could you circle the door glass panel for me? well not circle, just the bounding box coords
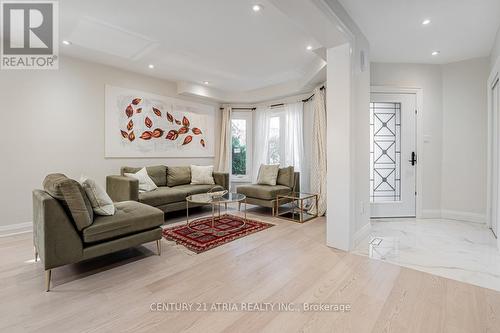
[370,102,401,202]
[231,119,247,176]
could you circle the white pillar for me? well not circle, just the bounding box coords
[326,43,353,251]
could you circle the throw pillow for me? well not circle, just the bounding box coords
[43,173,94,231]
[125,167,158,192]
[277,166,295,188]
[167,166,192,187]
[190,165,215,185]
[80,176,115,216]
[256,164,280,186]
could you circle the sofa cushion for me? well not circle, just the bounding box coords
[139,187,186,207]
[237,184,291,200]
[82,201,163,243]
[174,184,224,196]
[277,166,295,188]
[167,166,191,186]
[43,173,94,231]
[256,164,280,186]
[121,165,167,187]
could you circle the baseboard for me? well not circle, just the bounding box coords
[0,222,32,237]
[352,222,371,249]
[440,210,486,224]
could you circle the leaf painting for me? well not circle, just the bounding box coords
[192,127,202,135]
[125,105,134,118]
[152,107,162,117]
[128,131,135,142]
[178,126,189,134]
[166,130,179,140]
[131,98,142,105]
[182,116,190,127]
[136,107,142,114]
[145,117,153,128]
[140,131,153,140]
[175,119,181,125]
[167,112,174,123]
[182,135,193,145]
[152,128,164,138]
[120,130,128,139]
[127,119,133,131]
[200,139,205,147]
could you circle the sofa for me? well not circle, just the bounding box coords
[33,174,164,291]
[106,165,229,213]
[236,167,300,215]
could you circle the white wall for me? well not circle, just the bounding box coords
[491,26,500,70]
[371,63,443,216]
[441,58,490,222]
[0,56,220,228]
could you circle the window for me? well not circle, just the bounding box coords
[231,111,252,181]
[267,111,286,164]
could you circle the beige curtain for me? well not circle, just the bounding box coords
[309,87,327,216]
[217,106,232,172]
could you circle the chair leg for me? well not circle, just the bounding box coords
[156,240,161,256]
[34,247,38,262]
[45,270,51,292]
[238,202,241,211]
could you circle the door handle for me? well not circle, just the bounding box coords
[409,152,417,166]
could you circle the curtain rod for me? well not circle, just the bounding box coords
[219,107,256,110]
[302,85,325,103]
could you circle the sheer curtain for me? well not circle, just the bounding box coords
[217,106,232,172]
[252,106,270,182]
[283,102,304,189]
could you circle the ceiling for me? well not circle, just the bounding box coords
[339,0,500,64]
[59,0,328,96]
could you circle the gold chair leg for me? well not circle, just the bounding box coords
[156,240,161,256]
[45,270,51,292]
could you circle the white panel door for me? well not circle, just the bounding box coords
[370,93,417,217]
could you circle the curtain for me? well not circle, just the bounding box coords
[309,87,327,216]
[252,106,270,182]
[283,102,304,190]
[302,99,314,193]
[217,106,232,172]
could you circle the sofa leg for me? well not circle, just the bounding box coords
[156,240,161,256]
[45,270,51,292]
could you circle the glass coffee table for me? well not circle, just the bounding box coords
[276,192,319,223]
[186,192,247,234]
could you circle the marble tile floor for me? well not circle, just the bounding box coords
[352,218,500,291]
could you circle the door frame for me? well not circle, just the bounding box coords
[370,86,424,218]
[487,57,500,243]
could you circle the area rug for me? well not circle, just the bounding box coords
[162,214,274,253]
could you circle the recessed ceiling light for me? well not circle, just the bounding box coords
[148,64,155,69]
[62,40,71,45]
[203,81,209,85]
[306,45,313,51]
[422,19,431,25]
[252,4,262,12]
[431,51,440,56]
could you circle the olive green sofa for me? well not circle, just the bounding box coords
[106,166,229,213]
[236,167,300,215]
[33,174,164,292]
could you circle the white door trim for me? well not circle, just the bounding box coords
[370,86,424,218]
[487,57,500,245]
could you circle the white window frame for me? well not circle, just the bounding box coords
[230,111,253,182]
[268,108,286,165]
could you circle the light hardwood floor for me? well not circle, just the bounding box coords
[1,207,500,333]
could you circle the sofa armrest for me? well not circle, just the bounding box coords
[33,190,83,270]
[106,175,139,202]
[293,172,300,193]
[213,172,229,190]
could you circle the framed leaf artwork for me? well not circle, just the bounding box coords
[105,85,215,158]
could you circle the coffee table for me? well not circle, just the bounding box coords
[186,192,247,234]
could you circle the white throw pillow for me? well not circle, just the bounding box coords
[190,165,215,185]
[125,167,158,192]
[80,176,115,216]
[256,164,280,186]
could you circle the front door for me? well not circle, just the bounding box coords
[370,92,417,217]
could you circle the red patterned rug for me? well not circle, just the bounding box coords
[162,214,274,253]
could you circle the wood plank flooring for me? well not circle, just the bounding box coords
[0,207,499,333]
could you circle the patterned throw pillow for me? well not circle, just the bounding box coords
[256,164,280,186]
